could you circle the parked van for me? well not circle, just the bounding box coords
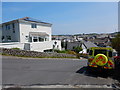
[87,47,115,69]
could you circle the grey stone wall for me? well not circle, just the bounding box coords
[0,48,76,58]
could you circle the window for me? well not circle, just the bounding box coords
[113,52,118,57]
[33,37,38,42]
[12,23,15,29]
[108,51,112,57]
[6,24,10,30]
[2,25,3,29]
[94,49,107,56]
[31,24,37,28]
[89,50,93,55]
[45,38,49,41]
[6,36,11,41]
[87,49,89,53]
[38,37,44,42]
[2,36,5,41]
[12,23,15,33]
[45,36,49,41]
[13,30,15,33]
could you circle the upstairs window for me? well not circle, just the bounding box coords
[12,23,15,33]
[6,24,10,30]
[31,24,37,28]
[12,23,15,29]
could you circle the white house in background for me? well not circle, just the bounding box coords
[0,17,61,52]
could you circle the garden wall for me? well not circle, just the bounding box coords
[0,48,76,58]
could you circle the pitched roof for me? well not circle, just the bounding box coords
[2,17,52,25]
[89,38,109,43]
[83,41,98,49]
[19,17,51,25]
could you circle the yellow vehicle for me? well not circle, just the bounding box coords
[87,47,115,70]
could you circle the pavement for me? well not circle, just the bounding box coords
[1,55,120,89]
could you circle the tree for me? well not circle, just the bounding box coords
[73,46,83,53]
[111,33,120,56]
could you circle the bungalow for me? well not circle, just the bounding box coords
[0,17,61,52]
[67,40,98,53]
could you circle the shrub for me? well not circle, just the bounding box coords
[76,53,81,58]
[73,46,83,53]
[111,33,120,56]
[11,48,20,50]
[54,49,68,53]
[67,51,76,55]
[54,49,77,55]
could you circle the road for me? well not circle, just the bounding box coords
[2,55,118,88]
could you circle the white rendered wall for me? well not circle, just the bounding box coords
[0,42,24,50]
[25,41,53,52]
[81,44,87,53]
[1,22,20,42]
[19,22,52,43]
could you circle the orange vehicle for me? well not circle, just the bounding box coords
[87,47,115,70]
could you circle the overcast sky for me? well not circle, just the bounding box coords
[2,2,118,35]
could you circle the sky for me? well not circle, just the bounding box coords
[2,2,118,35]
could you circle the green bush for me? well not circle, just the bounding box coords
[54,49,77,56]
[111,33,120,55]
[67,51,76,55]
[55,50,68,53]
[11,48,20,50]
[73,46,83,53]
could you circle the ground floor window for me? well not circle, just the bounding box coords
[38,37,44,42]
[33,37,38,42]
[30,36,49,42]
[45,36,49,41]
[6,36,11,41]
[2,36,5,41]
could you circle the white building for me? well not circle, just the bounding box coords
[0,17,61,52]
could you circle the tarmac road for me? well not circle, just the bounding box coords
[2,55,118,88]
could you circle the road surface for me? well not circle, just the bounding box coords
[2,55,119,88]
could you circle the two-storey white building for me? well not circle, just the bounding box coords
[0,17,61,52]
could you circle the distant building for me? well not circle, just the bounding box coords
[89,37,111,47]
[0,17,61,52]
[67,40,98,53]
